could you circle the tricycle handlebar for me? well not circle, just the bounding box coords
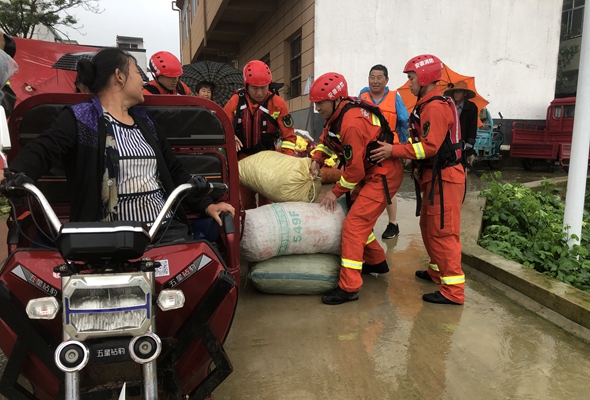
[2,173,227,241]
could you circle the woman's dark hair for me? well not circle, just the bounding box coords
[76,48,134,94]
[370,64,388,79]
[195,81,215,94]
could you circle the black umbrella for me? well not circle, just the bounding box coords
[181,61,243,107]
[52,52,150,82]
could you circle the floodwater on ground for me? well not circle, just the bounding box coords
[216,166,588,400]
[0,166,578,400]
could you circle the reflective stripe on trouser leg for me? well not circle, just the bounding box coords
[363,236,386,265]
[425,261,441,284]
[339,186,388,292]
[440,275,465,285]
[421,178,465,304]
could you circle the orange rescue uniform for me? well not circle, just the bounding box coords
[224,91,297,210]
[312,99,403,292]
[390,88,466,304]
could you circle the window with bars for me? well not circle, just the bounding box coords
[562,0,585,39]
[289,33,302,99]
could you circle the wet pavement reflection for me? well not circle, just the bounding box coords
[216,167,590,400]
[0,167,581,400]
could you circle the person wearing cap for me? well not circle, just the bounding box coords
[0,29,17,117]
[444,81,478,166]
[143,51,192,95]
[371,54,466,306]
[309,72,403,305]
[358,64,409,240]
[223,60,297,210]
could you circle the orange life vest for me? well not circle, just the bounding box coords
[359,90,399,143]
[232,89,280,154]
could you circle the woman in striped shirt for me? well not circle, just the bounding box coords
[6,48,234,242]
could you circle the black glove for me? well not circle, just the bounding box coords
[6,172,33,188]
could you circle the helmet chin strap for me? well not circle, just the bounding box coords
[417,85,427,100]
[327,98,341,120]
[154,76,174,94]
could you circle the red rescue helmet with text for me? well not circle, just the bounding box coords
[149,51,183,77]
[403,54,443,86]
[309,72,348,102]
[243,60,272,86]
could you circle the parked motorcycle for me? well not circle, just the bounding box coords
[474,110,504,169]
[0,95,241,400]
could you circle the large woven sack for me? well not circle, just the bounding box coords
[241,201,347,262]
[239,151,322,203]
[248,254,340,295]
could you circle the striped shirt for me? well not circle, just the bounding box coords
[104,113,170,224]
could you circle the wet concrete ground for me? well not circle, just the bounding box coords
[3,166,587,400]
[214,166,590,400]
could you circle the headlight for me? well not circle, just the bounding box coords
[157,289,185,311]
[26,297,60,319]
[62,273,153,340]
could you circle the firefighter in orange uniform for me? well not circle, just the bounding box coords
[224,60,297,210]
[371,54,466,305]
[359,64,410,240]
[143,51,192,95]
[309,72,404,305]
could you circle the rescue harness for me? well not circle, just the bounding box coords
[233,88,281,154]
[410,95,463,229]
[325,98,395,207]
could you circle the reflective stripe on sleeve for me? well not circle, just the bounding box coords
[281,141,296,150]
[310,144,335,157]
[413,142,426,159]
[339,176,358,190]
[440,275,465,285]
[342,258,363,270]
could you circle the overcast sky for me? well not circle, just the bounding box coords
[60,0,181,59]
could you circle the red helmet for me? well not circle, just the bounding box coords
[403,54,443,86]
[149,51,183,78]
[243,60,272,86]
[309,72,348,102]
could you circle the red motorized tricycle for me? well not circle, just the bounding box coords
[509,97,582,171]
[0,94,241,399]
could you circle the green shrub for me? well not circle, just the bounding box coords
[478,172,590,293]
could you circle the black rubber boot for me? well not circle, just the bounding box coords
[362,260,389,275]
[322,287,359,305]
[422,291,462,305]
[415,270,434,282]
